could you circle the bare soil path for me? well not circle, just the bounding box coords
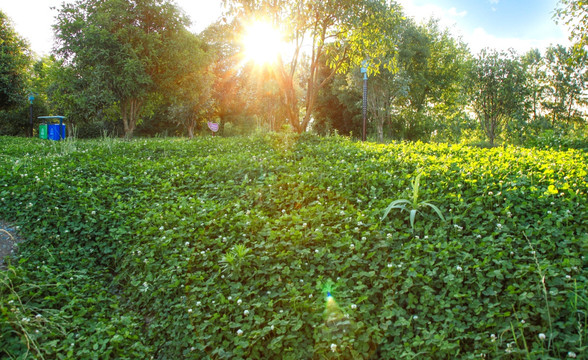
[0,220,23,270]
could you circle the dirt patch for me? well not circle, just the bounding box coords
[0,220,24,270]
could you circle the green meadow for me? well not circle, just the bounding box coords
[1,134,586,359]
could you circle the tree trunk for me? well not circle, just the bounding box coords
[187,123,194,139]
[121,97,142,138]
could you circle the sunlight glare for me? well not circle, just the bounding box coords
[242,21,284,65]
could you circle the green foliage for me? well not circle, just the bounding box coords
[0,134,587,359]
[555,0,588,52]
[224,0,403,133]
[468,49,528,145]
[0,11,30,111]
[53,0,195,137]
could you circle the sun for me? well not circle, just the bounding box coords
[242,21,284,65]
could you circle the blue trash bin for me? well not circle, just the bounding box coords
[48,124,66,141]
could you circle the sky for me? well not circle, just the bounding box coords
[397,0,570,53]
[1,0,570,57]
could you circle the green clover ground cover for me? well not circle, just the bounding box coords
[0,134,586,359]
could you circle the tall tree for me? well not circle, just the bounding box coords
[542,45,587,127]
[468,49,527,145]
[165,31,214,139]
[54,0,189,137]
[0,11,30,111]
[223,0,402,133]
[202,22,257,135]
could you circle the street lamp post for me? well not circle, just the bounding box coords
[28,92,35,138]
[360,62,368,142]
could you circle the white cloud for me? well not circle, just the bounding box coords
[396,0,570,55]
[397,0,467,31]
[465,27,570,55]
[447,7,468,18]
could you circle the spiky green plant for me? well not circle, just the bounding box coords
[381,171,445,230]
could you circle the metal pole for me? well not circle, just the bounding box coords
[29,102,33,137]
[28,93,34,137]
[362,72,367,142]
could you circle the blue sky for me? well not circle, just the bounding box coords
[1,0,569,57]
[397,0,570,53]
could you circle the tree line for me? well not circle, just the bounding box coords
[1,0,586,145]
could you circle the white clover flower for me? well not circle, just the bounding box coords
[237,299,242,305]
[228,296,232,301]
[490,334,496,342]
[196,301,202,306]
[387,263,393,268]
[315,249,319,254]
[496,223,502,229]
[566,275,571,280]
[309,294,313,298]
[538,333,546,341]
[330,343,337,352]
[185,241,190,246]
[350,244,355,250]
[188,308,192,313]
[237,329,243,336]
[456,265,463,271]
[271,325,274,330]
[351,304,357,310]
[243,310,249,316]
[387,233,392,238]
[568,352,577,358]
[361,237,366,241]
[159,226,164,231]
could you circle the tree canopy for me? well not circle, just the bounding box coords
[223,0,403,133]
[0,11,30,111]
[53,0,196,137]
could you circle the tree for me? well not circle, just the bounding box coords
[555,0,588,52]
[223,0,402,133]
[54,0,189,137]
[165,31,214,139]
[542,45,587,128]
[468,49,527,145]
[360,19,470,142]
[0,11,30,111]
[202,22,258,135]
